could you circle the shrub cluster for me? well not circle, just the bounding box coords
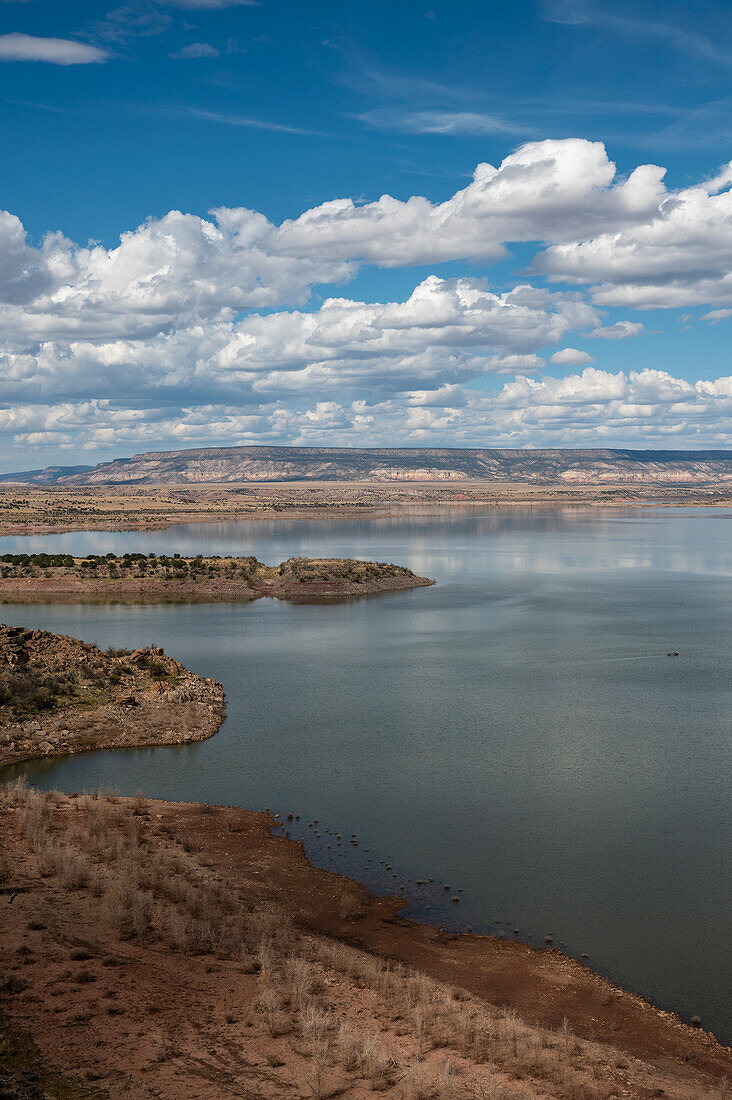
[0,667,78,718]
[0,552,75,567]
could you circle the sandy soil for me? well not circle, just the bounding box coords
[1,788,729,1100]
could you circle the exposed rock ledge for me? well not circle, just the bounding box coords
[0,623,225,769]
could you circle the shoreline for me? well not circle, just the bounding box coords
[2,619,729,1094]
[2,699,729,1066]
[0,483,731,541]
[1,784,729,1100]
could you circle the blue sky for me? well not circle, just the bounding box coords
[0,0,731,465]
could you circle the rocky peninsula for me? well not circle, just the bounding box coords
[0,552,434,604]
[0,624,225,769]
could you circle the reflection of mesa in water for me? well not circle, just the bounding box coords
[1,506,730,1045]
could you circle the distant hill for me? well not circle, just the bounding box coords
[0,464,94,485]
[2,446,732,486]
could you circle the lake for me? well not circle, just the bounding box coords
[1,506,730,1041]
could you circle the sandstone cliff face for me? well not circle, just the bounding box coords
[2,446,732,486]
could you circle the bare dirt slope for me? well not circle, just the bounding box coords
[1,785,729,1100]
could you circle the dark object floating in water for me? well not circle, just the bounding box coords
[667,652,679,657]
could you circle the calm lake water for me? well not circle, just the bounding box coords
[2,507,731,1041]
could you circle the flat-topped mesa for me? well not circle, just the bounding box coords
[3,444,732,485]
[0,623,226,769]
[0,552,434,604]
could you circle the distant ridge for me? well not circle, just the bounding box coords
[2,446,732,486]
[0,464,94,485]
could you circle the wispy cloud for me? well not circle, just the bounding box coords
[0,33,109,64]
[186,107,323,135]
[544,0,732,67]
[336,50,530,140]
[588,321,644,340]
[357,108,532,137]
[335,46,474,106]
[338,44,697,150]
[170,42,219,58]
[89,0,256,47]
[90,2,172,46]
[168,0,258,6]
[701,308,732,323]
[637,97,732,151]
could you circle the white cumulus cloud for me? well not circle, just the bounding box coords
[0,138,719,352]
[4,367,731,463]
[550,348,595,365]
[0,277,599,405]
[1,138,731,465]
[532,162,732,307]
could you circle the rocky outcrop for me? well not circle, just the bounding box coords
[0,625,225,769]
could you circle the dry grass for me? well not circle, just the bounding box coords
[0,777,726,1100]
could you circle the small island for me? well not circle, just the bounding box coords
[0,551,434,604]
[0,623,226,769]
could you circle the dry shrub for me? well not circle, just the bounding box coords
[300,1003,332,1047]
[285,956,317,1010]
[31,835,90,888]
[336,1022,362,1072]
[0,776,30,807]
[361,1034,394,1091]
[249,904,291,950]
[19,788,52,845]
[54,843,91,889]
[105,879,144,939]
[258,984,289,1038]
[310,1033,331,1100]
